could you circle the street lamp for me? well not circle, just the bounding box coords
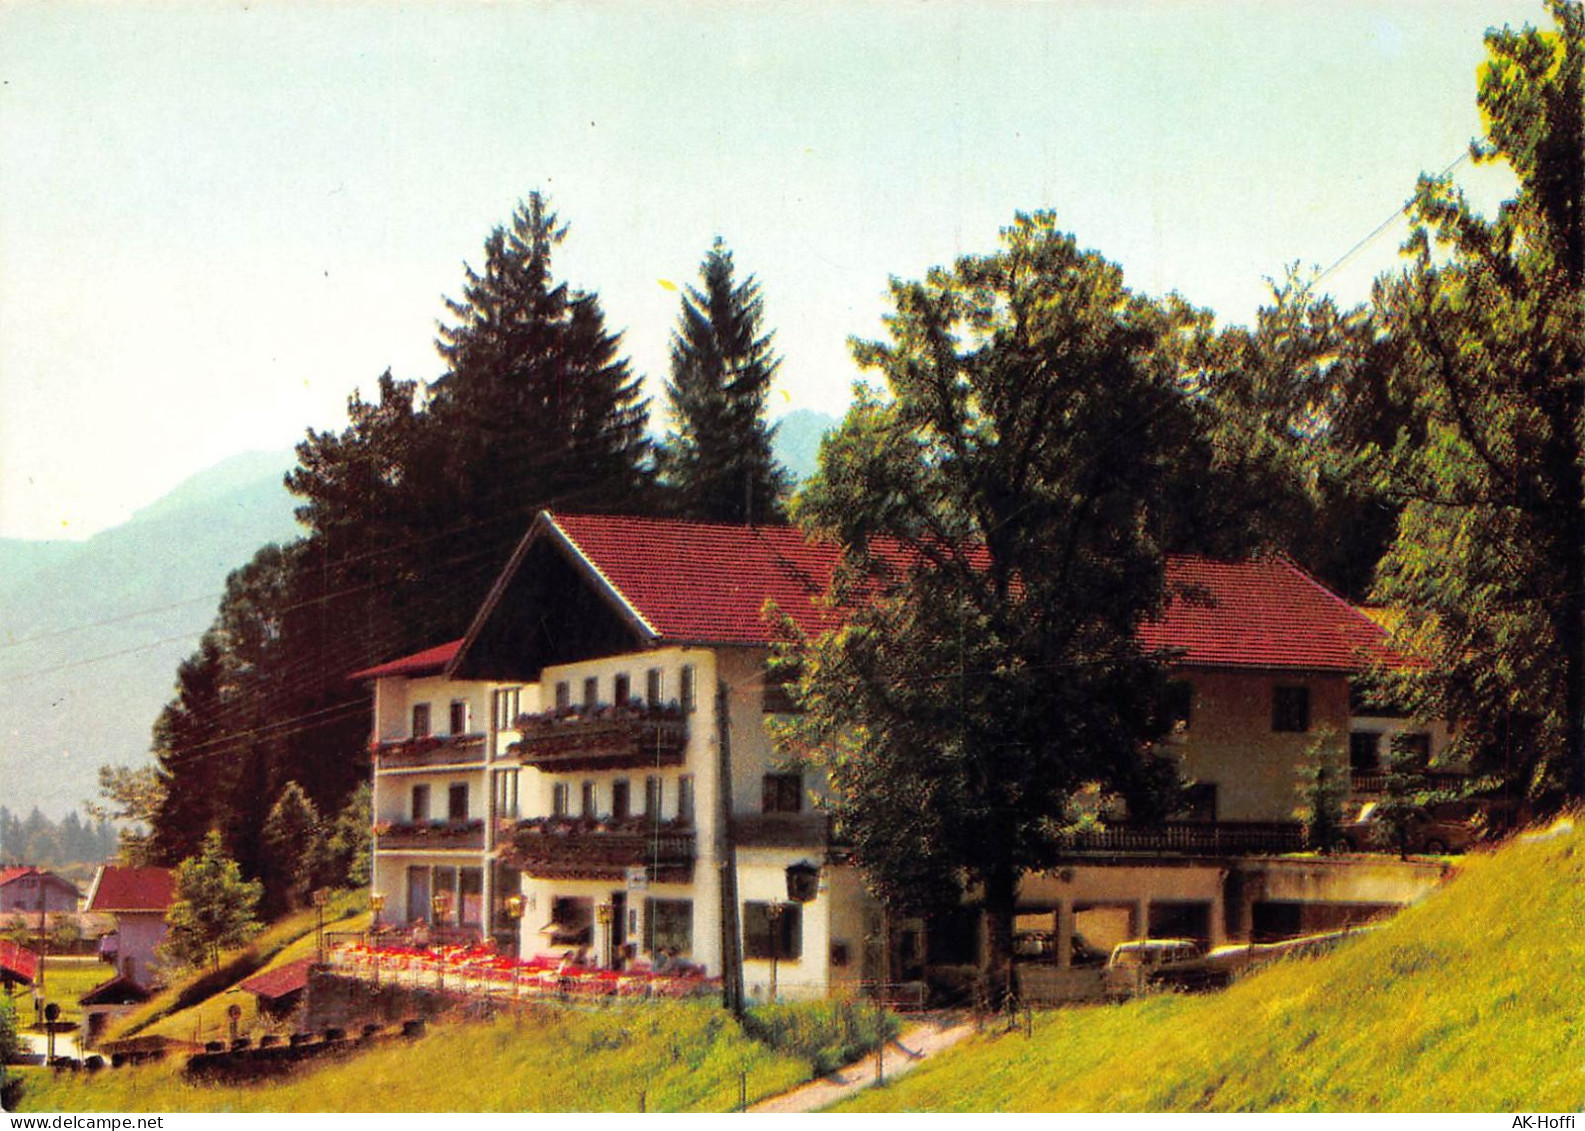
[763,903,786,1003]
[369,891,386,940]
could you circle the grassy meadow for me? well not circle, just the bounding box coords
[14,1002,814,1113]
[835,815,1585,1112]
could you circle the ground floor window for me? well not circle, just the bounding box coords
[743,901,802,960]
[460,867,483,928]
[548,896,593,947]
[645,898,693,956]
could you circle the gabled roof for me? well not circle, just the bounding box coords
[79,972,152,1006]
[0,867,81,896]
[0,939,39,983]
[388,511,1398,682]
[350,639,464,682]
[239,957,313,1002]
[1139,555,1399,673]
[86,866,175,914]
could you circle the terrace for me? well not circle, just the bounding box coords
[372,734,487,769]
[327,942,715,1000]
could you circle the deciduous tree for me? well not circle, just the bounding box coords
[1368,0,1585,803]
[161,830,262,972]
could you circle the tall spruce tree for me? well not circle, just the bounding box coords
[1368,0,1585,804]
[660,239,791,523]
[431,192,652,530]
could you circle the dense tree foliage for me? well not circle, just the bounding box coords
[261,781,326,914]
[0,806,118,868]
[778,214,1221,1003]
[660,239,792,523]
[1367,0,1585,803]
[159,830,262,972]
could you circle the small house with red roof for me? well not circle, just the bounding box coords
[85,866,175,989]
[354,511,1453,1002]
[0,867,81,915]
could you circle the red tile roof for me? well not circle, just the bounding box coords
[86,866,175,914]
[239,957,313,1001]
[350,639,464,681]
[547,512,844,645]
[389,512,1397,680]
[0,867,80,895]
[0,939,40,982]
[1139,555,1399,672]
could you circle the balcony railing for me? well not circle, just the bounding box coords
[503,817,695,882]
[508,705,688,772]
[375,819,485,852]
[1349,770,1469,796]
[1052,821,1307,856]
[373,734,487,770]
[732,812,832,849]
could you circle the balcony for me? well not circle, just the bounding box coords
[375,819,485,852]
[732,812,832,849]
[1349,769,1469,796]
[1051,821,1307,857]
[373,734,487,770]
[503,816,695,883]
[508,705,688,772]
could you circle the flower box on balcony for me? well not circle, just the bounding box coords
[373,733,487,769]
[508,704,688,772]
[376,819,486,850]
[504,815,695,882]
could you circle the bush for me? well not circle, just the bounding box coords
[741,999,898,1079]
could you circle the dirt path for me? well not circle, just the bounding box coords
[747,1015,976,1113]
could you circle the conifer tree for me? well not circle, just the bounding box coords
[660,239,791,523]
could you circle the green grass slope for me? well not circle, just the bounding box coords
[839,816,1584,1112]
[16,1004,812,1113]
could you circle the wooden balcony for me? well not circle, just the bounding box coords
[373,734,486,770]
[508,706,688,772]
[375,819,485,852]
[502,817,695,882]
[732,812,832,849]
[1349,770,1469,796]
[1051,821,1307,857]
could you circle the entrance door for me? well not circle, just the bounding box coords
[406,867,430,924]
[608,891,627,968]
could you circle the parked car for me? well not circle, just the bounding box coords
[1103,938,1204,997]
[1341,800,1482,854]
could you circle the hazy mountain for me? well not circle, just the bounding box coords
[0,451,302,818]
[772,408,837,482]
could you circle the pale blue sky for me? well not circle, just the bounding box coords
[0,1,1541,541]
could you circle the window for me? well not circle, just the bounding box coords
[680,665,696,713]
[1349,732,1382,772]
[552,782,570,818]
[614,673,631,705]
[432,866,456,924]
[583,677,599,709]
[645,898,693,955]
[492,687,521,730]
[612,779,631,820]
[581,780,596,819]
[411,703,432,738]
[743,902,802,960]
[646,668,663,705]
[449,700,469,735]
[492,769,519,820]
[1272,686,1310,733]
[411,783,431,822]
[644,775,662,817]
[1178,783,1218,822]
[448,782,469,822]
[555,681,571,711]
[1164,680,1193,730]
[762,772,803,814]
[1390,731,1431,768]
[677,775,695,824]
